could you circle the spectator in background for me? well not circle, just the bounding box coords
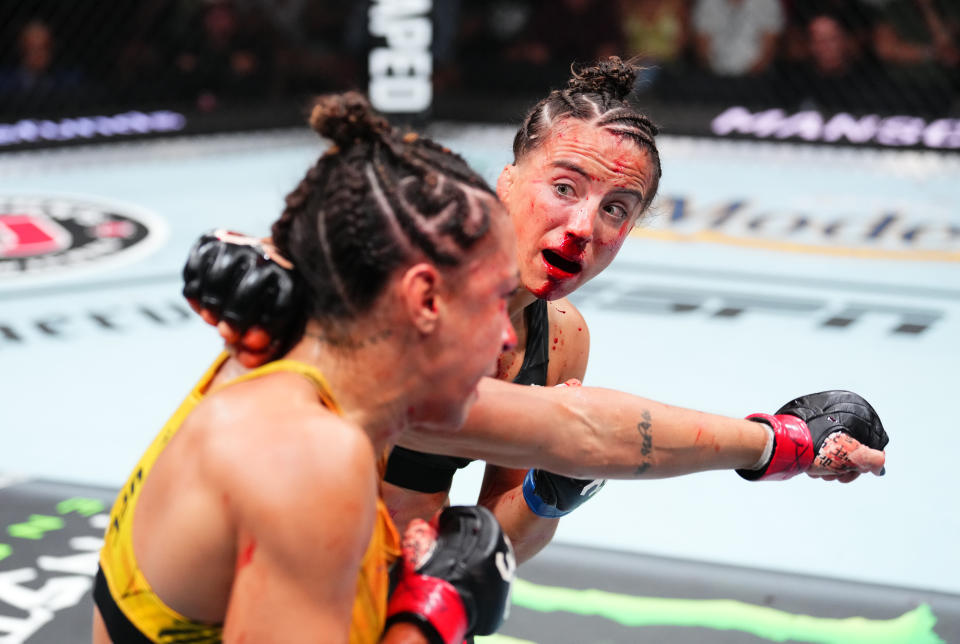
[454,0,537,92]
[0,19,91,117]
[871,0,959,114]
[505,0,624,88]
[618,0,691,96]
[782,0,878,61]
[234,0,361,96]
[692,0,785,77]
[782,11,896,114]
[173,0,273,111]
[685,0,786,107]
[110,0,186,104]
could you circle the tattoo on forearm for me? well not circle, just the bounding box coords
[635,410,654,475]
[305,328,393,350]
[638,410,653,456]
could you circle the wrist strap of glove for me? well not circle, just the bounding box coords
[736,413,815,481]
[386,573,468,644]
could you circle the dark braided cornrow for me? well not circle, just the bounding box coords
[512,56,663,210]
[271,91,496,321]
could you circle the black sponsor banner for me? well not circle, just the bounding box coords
[1,479,958,643]
[0,480,114,644]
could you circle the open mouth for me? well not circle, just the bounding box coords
[542,249,582,275]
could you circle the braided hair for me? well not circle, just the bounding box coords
[271,92,496,321]
[512,57,662,210]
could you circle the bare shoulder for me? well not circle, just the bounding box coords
[548,298,589,338]
[187,372,379,530]
[546,298,590,384]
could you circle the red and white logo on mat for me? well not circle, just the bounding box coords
[0,195,166,278]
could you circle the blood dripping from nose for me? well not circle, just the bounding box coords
[558,235,586,258]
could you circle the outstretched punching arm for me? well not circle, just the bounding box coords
[400,379,887,481]
[182,232,888,482]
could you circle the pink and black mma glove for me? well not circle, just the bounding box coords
[386,506,515,644]
[182,230,306,356]
[737,390,889,481]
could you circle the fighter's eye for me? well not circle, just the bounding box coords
[604,203,628,220]
[555,184,573,197]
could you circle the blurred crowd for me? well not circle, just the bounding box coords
[460,0,960,116]
[1,0,958,121]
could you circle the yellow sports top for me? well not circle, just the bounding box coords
[96,353,400,644]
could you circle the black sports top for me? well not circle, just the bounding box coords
[384,299,550,493]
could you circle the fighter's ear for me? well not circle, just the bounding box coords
[496,164,516,204]
[399,262,441,334]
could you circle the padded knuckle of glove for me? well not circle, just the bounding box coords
[225,262,272,326]
[776,390,888,452]
[182,233,222,302]
[180,231,308,358]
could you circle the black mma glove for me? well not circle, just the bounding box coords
[182,229,306,357]
[386,506,515,644]
[522,469,606,518]
[737,389,888,481]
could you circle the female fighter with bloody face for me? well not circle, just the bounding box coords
[182,59,888,565]
[94,93,517,644]
[382,58,666,557]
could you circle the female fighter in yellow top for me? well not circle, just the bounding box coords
[94,92,517,644]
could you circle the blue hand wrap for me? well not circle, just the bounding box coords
[522,469,570,518]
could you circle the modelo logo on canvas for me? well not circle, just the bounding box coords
[0,195,167,278]
[634,195,960,262]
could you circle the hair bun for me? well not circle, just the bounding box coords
[567,56,636,101]
[308,91,390,145]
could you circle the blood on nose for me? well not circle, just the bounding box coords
[559,233,587,257]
